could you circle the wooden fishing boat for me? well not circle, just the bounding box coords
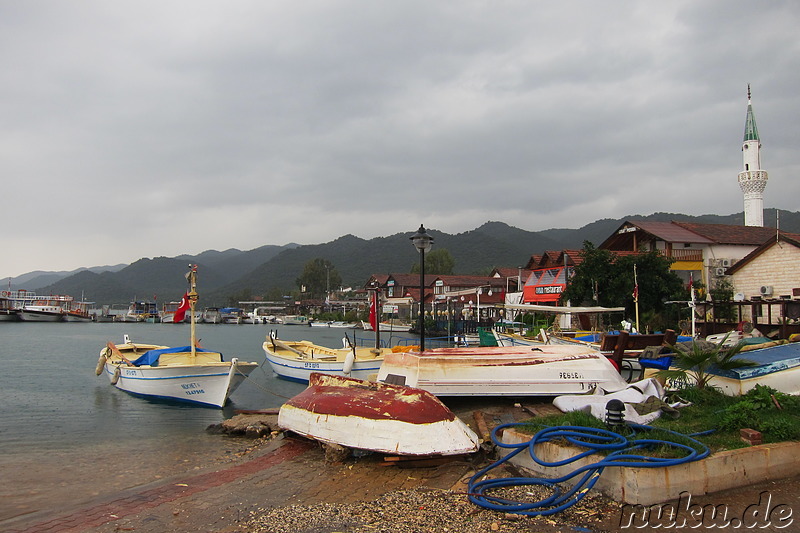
[278,373,480,456]
[262,332,390,383]
[96,266,258,408]
[698,340,800,396]
[376,344,629,397]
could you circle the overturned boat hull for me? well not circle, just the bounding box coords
[279,373,480,456]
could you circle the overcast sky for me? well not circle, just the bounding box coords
[2,1,799,278]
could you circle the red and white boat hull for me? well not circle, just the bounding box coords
[279,373,480,456]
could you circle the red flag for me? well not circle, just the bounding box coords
[173,292,190,323]
[632,284,638,301]
[369,291,378,331]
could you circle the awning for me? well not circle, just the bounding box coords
[503,303,625,314]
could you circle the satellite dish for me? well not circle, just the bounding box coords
[733,293,745,302]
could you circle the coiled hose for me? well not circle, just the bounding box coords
[468,422,711,516]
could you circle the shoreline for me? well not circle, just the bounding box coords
[5,403,800,533]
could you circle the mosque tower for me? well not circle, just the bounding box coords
[737,84,768,227]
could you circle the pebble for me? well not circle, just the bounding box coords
[240,486,617,533]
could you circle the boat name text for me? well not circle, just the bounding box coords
[181,382,205,395]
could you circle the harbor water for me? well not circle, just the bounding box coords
[0,321,419,454]
[0,321,423,524]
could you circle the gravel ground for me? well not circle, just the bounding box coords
[241,484,617,533]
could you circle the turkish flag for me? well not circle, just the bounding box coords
[173,292,190,323]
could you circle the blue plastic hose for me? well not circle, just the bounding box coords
[468,422,710,516]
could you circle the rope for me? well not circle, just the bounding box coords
[242,353,297,400]
[468,422,710,516]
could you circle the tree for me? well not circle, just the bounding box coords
[561,242,617,307]
[295,258,342,299]
[561,242,684,316]
[410,248,455,275]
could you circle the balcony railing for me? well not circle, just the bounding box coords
[663,249,703,261]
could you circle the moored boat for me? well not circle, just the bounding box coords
[220,307,245,324]
[279,372,480,456]
[361,320,413,332]
[282,315,310,326]
[97,266,259,408]
[18,296,72,322]
[0,294,19,321]
[376,344,629,396]
[202,307,222,324]
[63,301,94,322]
[124,301,159,322]
[262,332,391,383]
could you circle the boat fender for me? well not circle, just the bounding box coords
[95,354,107,376]
[343,349,356,375]
[110,366,121,385]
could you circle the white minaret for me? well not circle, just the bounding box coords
[737,84,768,227]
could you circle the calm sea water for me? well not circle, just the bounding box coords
[0,322,416,455]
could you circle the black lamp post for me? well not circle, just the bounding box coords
[410,224,433,351]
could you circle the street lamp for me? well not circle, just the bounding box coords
[410,224,433,351]
[476,286,493,323]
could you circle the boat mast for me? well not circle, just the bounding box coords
[187,264,198,357]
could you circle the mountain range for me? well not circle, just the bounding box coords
[10,209,799,307]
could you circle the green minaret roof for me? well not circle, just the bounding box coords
[743,84,760,142]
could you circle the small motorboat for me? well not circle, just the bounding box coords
[278,373,480,456]
[262,332,391,383]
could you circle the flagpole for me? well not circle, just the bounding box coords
[633,264,640,333]
[188,265,198,357]
[689,273,696,338]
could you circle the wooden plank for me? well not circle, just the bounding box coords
[234,408,280,415]
[520,403,562,417]
[473,411,491,442]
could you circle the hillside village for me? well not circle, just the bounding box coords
[3,90,798,336]
[313,90,799,340]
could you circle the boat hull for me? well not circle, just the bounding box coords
[279,373,480,456]
[262,337,385,383]
[0,310,19,321]
[104,359,257,407]
[376,344,628,396]
[17,309,64,322]
[701,341,800,396]
[63,313,93,322]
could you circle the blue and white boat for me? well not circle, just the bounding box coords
[262,331,389,383]
[96,267,258,408]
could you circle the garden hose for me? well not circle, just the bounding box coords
[468,422,710,516]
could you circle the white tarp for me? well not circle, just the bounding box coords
[552,378,685,425]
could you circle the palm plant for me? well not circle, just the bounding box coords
[657,334,756,389]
